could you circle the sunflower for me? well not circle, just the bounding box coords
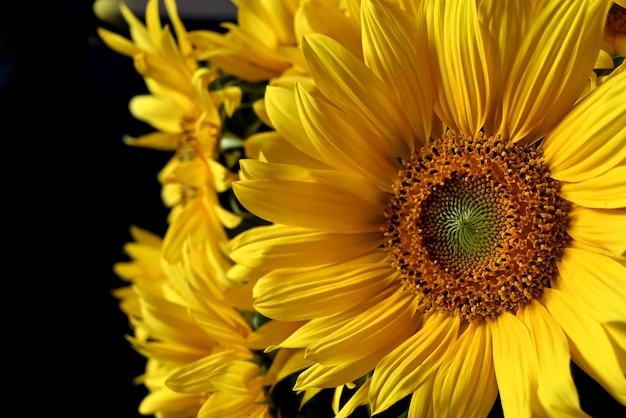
[114,227,312,417]
[99,0,244,262]
[231,0,626,416]
[188,0,361,84]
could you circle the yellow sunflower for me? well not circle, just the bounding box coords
[188,0,361,83]
[115,228,312,417]
[99,0,244,262]
[603,1,626,56]
[231,0,626,416]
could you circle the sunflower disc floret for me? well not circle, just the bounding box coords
[384,132,570,320]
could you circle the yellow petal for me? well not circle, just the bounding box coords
[97,27,141,57]
[244,130,331,170]
[248,320,304,350]
[305,290,420,365]
[294,357,379,390]
[254,252,396,321]
[542,288,626,404]
[140,390,201,416]
[489,311,538,418]
[208,360,261,397]
[361,0,434,143]
[336,380,370,418]
[369,313,460,414]
[603,322,626,374]
[197,390,260,418]
[295,83,399,191]
[166,351,241,393]
[519,301,587,417]
[302,33,411,156]
[501,0,611,143]
[543,71,626,182]
[189,308,251,353]
[433,0,491,137]
[407,379,434,418]
[567,207,626,256]
[164,0,191,56]
[133,285,209,349]
[239,158,385,205]
[230,224,382,269]
[233,178,383,234]
[123,131,180,150]
[559,165,626,209]
[554,247,626,323]
[162,199,230,262]
[476,0,532,132]
[265,85,330,165]
[433,321,498,418]
[129,95,185,133]
[267,348,313,387]
[276,285,399,350]
[119,1,153,51]
[295,0,362,60]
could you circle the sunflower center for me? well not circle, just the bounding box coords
[419,175,503,271]
[383,132,569,320]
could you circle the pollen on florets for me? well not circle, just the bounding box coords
[383,132,569,320]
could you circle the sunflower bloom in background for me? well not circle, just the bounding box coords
[99,0,246,263]
[232,0,626,417]
[187,0,362,84]
[114,226,313,417]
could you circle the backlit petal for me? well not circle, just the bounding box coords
[542,288,626,404]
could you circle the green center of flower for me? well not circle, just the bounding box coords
[419,175,503,271]
[384,132,569,320]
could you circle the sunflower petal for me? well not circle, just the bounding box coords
[433,320,498,418]
[476,0,532,132]
[230,224,382,269]
[542,288,626,404]
[369,313,460,414]
[501,0,610,143]
[559,165,626,209]
[302,33,411,155]
[244,131,331,170]
[265,85,327,165]
[305,290,420,365]
[294,355,380,390]
[295,83,399,191]
[519,301,587,417]
[567,207,626,256]
[129,95,185,133]
[123,131,180,150]
[433,0,491,136]
[254,252,396,321]
[361,0,434,143]
[489,311,538,418]
[233,164,383,233]
[554,247,626,323]
[336,379,370,418]
[543,71,626,182]
[408,379,434,418]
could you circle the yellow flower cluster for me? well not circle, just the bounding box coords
[100,0,626,417]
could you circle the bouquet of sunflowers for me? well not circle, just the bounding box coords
[98,0,625,416]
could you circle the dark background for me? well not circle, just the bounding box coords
[0,1,223,416]
[1,1,623,417]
